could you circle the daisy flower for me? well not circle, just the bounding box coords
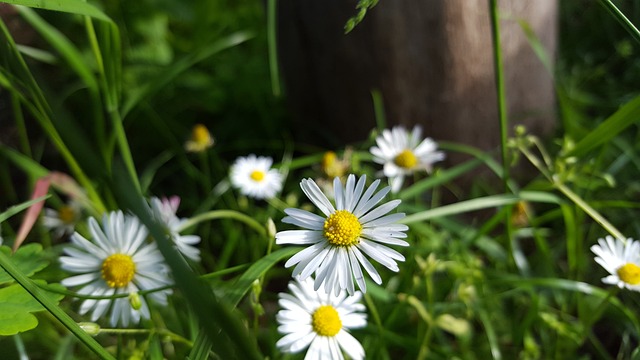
[42,201,82,238]
[184,123,214,152]
[591,236,640,291]
[230,154,283,200]
[369,125,445,193]
[276,174,409,295]
[150,196,201,262]
[60,211,173,327]
[276,277,366,360]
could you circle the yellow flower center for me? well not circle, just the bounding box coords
[101,254,136,288]
[192,124,212,145]
[250,170,265,182]
[322,151,344,178]
[312,305,342,337]
[58,206,76,224]
[323,210,361,247]
[394,149,418,169]
[617,263,640,285]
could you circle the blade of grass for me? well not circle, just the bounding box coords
[401,191,557,224]
[0,251,114,359]
[0,0,111,22]
[598,0,640,45]
[267,0,280,96]
[17,6,98,91]
[564,94,640,159]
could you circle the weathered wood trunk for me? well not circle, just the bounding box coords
[278,0,557,187]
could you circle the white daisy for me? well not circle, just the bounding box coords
[149,196,201,262]
[60,211,173,327]
[591,235,640,291]
[370,125,445,193]
[42,201,82,238]
[230,154,283,200]
[276,174,409,295]
[276,277,367,360]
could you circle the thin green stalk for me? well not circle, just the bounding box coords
[0,251,114,359]
[555,182,624,240]
[371,89,387,131]
[488,0,509,193]
[267,0,281,96]
[518,145,624,240]
[598,0,640,45]
[489,0,516,274]
[11,93,31,158]
[178,210,266,236]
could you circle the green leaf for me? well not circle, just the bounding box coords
[0,244,49,285]
[0,281,64,335]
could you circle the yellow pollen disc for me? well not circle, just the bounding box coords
[323,210,362,247]
[58,206,76,224]
[394,149,418,169]
[617,263,640,285]
[192,124,212,145]
[101,254,136,288]
[250,170,265,182]
[312,305,342,337]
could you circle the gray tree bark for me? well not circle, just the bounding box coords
[278,0,557,186]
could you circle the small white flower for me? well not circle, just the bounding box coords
[230,154,283,200]
[42,202,82,238]
[276,174,409,295]
[60,211,173,327]
[150,196,201,262]
[591,235,640,291]
[276,277,366,360]
[370,125,445,193]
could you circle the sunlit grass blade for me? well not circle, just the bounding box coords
[17,6,98,91]
[402,191,561,224]
[564,94,640,158]
[598,0,640,45]
[0,0,111,21]
[0,251,114,359]
[0,196,50,224]
[0,146,49,179]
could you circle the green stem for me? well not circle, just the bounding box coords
[267,0,281,96]
[518,144,624,240]
[178,210,266,236]
[0,251,114,359]
[488,0,509,193]
[598,0,640,45]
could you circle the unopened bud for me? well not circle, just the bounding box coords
[78,322,101,335]
[266,218,277,239]
[129,292,142,310]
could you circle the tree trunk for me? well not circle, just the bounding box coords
[278,0,557,188]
